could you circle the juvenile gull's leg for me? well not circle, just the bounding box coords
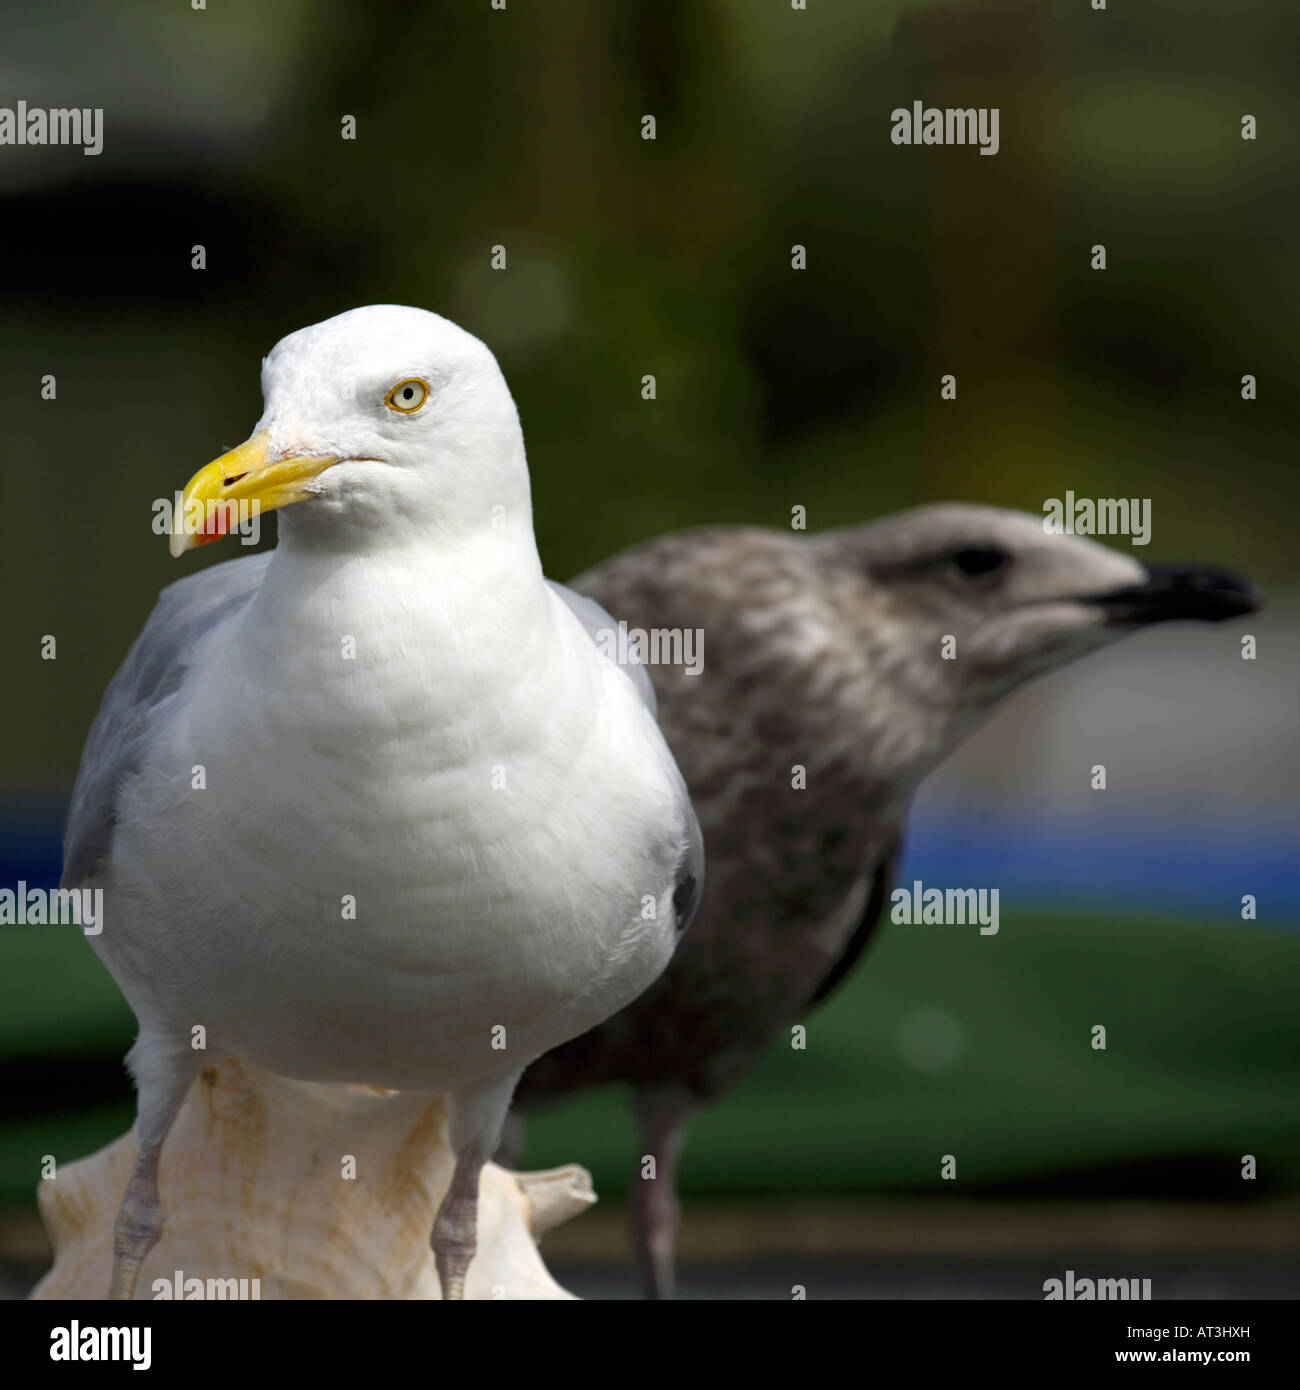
[629,1086,694,1300]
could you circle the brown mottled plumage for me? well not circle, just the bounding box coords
[513,504,1260,1298]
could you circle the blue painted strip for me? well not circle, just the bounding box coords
[3,802,1295,926]
[900,802,1300,926]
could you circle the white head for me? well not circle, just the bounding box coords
[171,305,532,557]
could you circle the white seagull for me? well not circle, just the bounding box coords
[62,305,703,1300]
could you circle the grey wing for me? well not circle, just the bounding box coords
[546,579,657,717]
[806,838,900,1007]
[547,579,702,934]
[61,552,272,887]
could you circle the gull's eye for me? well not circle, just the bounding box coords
[384,378,429,414]
[950,546,1008,578]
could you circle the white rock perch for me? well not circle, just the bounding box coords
[31,1058,594,1300]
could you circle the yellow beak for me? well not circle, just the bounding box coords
[169,431,341,557]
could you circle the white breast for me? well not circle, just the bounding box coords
[92,539,683,1093]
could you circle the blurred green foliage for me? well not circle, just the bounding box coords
[2,0,1296,785]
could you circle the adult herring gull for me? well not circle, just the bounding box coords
[63,304,704,1300]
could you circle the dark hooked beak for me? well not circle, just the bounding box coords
[1088,564,1263,625]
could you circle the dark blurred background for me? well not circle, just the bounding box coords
[1,0,1296,1298]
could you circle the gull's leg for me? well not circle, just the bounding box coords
[628,1086,694,1300]
[109,1033,201,1300]
[434,1070,521,1300]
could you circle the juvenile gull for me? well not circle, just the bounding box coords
[513,505,1261,1298]
[62,305,703,1300]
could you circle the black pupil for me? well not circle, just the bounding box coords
[952,546,1006,577]
[402,387,415,399]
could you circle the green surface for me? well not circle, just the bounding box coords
[0,930,134,1062]
[2,910,1296,1210]
[521,911,1300,1196]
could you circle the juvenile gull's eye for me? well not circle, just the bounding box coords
[384,378,429,414]
[951,546,1007,578]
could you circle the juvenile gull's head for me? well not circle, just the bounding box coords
[814,502,1260,732]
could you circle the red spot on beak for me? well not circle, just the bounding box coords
[192,508,231,548]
